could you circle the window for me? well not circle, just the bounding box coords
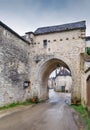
[60,39,63,41]
[53,39,56,42]
[43,40,47,48]
[72,37,75,39]
[48,48,50,51]
[66,38,69,40]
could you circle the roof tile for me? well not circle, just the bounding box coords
[34,21,86,35]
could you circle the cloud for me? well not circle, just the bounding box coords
[0,0,90,35]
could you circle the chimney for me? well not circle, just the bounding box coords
[25,32,34,43]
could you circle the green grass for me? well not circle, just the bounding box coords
[0,96,44,111]
[0,100,33,110]
[71,105,90,130]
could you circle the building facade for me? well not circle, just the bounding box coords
[54,67,72,92]
[0,20,90,108]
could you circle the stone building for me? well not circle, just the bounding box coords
[54,67,72,92]
[0,20,90,108]
[28,21,86,100]
[0,21,31,106]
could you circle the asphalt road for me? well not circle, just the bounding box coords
[0,90,87,130]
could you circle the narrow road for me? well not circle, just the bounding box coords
[0,90,86,130]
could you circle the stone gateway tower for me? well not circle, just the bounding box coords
[0,20,90,108]
[27,21,86,101]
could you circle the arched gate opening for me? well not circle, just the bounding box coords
[37,58,72,101]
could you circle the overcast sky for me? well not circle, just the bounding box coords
[0,0,90,36]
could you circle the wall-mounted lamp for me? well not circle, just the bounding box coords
[23,81,30,89]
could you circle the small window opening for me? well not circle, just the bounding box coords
[53,39,56,42]
[66,38,69,40]
[48,48,50,51]
[60,39,63,41]
[72,37,75,39]
[43,40,47,48]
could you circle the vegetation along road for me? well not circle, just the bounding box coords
[0,90,87,130]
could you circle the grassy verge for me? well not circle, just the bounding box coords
[0,97,45,111]
[0,100,34,111]
[71,105,90,130]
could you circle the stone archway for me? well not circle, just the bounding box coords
[36,58,72,100]
[87,75,90,110]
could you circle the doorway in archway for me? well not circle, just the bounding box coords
[48,66,72,104]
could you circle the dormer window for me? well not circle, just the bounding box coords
[43,39,47,48]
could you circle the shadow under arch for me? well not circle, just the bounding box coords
[37,58,72,100]
[87,75,90,82]
[87,74,90,110]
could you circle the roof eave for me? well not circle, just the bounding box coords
[34,27,86,36]
[0,21,30,45]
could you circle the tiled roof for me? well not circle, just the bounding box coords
[85,36,90,41]
[56,69,71,77]
[34,21,86,35]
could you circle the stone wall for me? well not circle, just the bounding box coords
[0,21,87,106]
[0,25,30,106]
[28,29,85,100]
[54,76,72,92]
[81,58,90,107]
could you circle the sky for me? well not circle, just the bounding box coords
[0,0,90,36]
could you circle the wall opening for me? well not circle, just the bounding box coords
[48,67,72,103]
[87,75,90,109]
[38,58,72,103]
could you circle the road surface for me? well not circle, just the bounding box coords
[0,90,87,130]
